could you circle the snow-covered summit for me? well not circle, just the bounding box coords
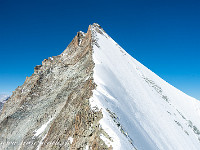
[89,23,200,150]
[0,23,199,150]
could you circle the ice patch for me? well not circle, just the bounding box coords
[100,134,112,147]
[68,136,73,144]
[34,117,54,137]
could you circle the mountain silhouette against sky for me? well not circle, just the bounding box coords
[0,24,200,150]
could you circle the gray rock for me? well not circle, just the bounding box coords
[0,25,109,150]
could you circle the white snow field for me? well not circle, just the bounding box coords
[89,24,200,150]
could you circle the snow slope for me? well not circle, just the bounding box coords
[89,24,200,150]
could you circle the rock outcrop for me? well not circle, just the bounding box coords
[0,25,110,150]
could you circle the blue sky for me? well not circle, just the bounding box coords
[0,0,200,99]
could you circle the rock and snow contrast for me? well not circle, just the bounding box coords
[0,23,200,150]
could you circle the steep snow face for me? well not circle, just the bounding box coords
[90,24,200,150]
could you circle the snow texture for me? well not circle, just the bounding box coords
[34,117,54,137]
[85,145,89,150]
[89,24,200,150]
[68,136,73,144]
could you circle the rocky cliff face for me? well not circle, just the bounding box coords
[0,25,111,150]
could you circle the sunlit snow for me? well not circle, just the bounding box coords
[68,136,73,144]
[89,24,200,150]
[34,117,54,137]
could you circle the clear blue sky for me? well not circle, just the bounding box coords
[0,0,200,99]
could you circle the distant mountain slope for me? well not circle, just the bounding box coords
[0,23,199,150]
[0,94,9,111]
[0,94,9,102]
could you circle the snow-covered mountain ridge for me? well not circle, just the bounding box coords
[89,23,200,150]
[0,23,199,150]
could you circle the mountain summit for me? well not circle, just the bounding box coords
[0,23,200,150]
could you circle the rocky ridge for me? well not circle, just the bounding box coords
[1,23,200,150]
[0,24,111,150]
